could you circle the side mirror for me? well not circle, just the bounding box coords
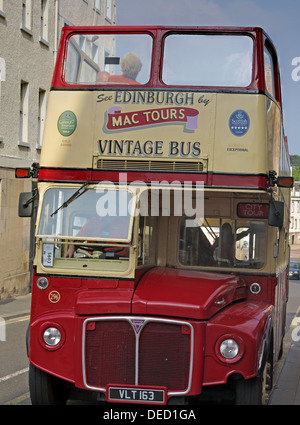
[268,200,284,227]
[18,192,33,217]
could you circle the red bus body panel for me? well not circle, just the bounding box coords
[29,267,279,396]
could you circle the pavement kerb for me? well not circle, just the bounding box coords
[0,293,31,321]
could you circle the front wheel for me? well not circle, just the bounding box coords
[235,361,272,405]
[29,363,70,405]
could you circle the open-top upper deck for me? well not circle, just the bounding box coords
[52,26,278,94]
[39,26,290,189]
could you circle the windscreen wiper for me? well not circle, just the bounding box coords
[51,182,89,217]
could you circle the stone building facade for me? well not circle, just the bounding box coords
[0,0,116,300]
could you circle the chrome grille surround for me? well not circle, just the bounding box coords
[82,316,194,397]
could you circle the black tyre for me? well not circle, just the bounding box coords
[235,361,272,405]
[29,363,70,405]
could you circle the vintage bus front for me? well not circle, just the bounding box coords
[21,26,293,405]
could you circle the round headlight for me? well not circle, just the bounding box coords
[43,327,61,347]
[219,338,239,359]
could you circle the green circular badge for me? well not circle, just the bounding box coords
[57,111,77,137]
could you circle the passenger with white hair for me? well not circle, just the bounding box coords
[108,53,142,85]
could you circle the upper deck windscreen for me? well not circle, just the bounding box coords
[64,33,152,85]
[162,34,253,87]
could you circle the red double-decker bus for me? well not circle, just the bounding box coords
[17,26,293,405]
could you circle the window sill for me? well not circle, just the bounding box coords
[18,140,30,148]
[0,10,6,20]
[39,37,49,48]
[20,26,33,37]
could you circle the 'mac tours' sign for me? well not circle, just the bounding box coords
[98,105,201,158]
[104,106,199,132]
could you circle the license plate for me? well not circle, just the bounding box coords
[108,386,166,404]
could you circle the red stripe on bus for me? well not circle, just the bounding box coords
[38,168,268,189]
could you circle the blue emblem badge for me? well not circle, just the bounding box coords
[131,319,145,335]
[229,110,250,136]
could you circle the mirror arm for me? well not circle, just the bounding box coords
[23,189,38,208]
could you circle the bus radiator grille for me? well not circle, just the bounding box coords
[84,319,191,392]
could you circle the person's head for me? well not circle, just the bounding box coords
[120,53,142,80]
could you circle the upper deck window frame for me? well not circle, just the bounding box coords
[62,30,154,87]
[161,31,255,89]
[52,26,277,95]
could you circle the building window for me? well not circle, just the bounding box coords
[0,0,6,19]
[106,0,112,21]
[40,0,49,45]
[21,0,32,35]
[19,81,29,147]
[37,89,46,149]
[94,0,101,13]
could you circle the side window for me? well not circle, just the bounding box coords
[235,227,249,261]
[179,218,216,266]
[235,222,265,267]
[178,217,266,269]
[264,45,276,98]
